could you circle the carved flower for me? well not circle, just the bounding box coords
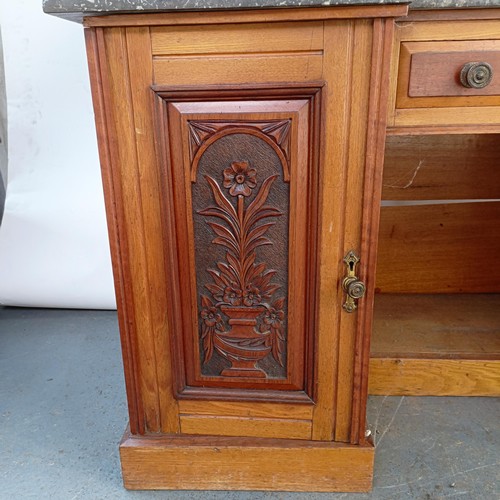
[201,306,222,328]
[223,285,243,306]
[223,161,257,197]
[263,307,284,329]
[243,285,261,306]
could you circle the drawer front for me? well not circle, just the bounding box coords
[409,45,500,98]
[389,19,500,131]
[398,40,500,108]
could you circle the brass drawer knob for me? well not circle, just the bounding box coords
[460,62,493,89]
[342,250,366,313]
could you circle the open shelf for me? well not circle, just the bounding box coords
[369,294,500,396]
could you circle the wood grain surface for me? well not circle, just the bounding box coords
[383,134,500,200]
[84,4,408,27]
[376,201,500,294]
[179,414,312,440]
[400,41,500,105]
[372,294,500,360]
[369,294,500,396]
[151,22,324,56]
[369,358,500,396]
[388,17,500,130]
[120,432,374,491]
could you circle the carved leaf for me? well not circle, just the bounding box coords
[245,222,276,250]
[208,221,236,240]
[217,261,240,284]
[201,324,214,363]
[201,295,213,308]
[198,206,239,235]
[245,262,266,283]
[212,239,237,255]
[208,269,229,287]
[253,269,276,287]
[246,236,273,254]
[271,326,285,367]
[205,283,224,297]
[188,122,218,162]
[245,205,283,229]
[262,120,291,147]
[243,175,279,230]
[242,253,257,279]
[225,252,242,282]
[273,297,285,310]
[204,175,238,222]
[261,284,281,298]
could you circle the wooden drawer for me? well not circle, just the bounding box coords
[388,18,500,132]
[398,40,500,106]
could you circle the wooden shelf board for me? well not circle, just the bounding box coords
[371,294,500,359]
[368,358,500,396]
[369,294,500,396]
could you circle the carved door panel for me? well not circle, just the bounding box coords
[155,88,321,409]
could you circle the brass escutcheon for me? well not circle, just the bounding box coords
[342,250,366,313]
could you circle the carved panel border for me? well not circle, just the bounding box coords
[154,85,322,403]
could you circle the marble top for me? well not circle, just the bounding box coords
[43,0,500,22]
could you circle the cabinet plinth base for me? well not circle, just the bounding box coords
[119,428,374,492]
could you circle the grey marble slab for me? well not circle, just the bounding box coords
[43,1,408,23]
[42,0,500,14]
[414,0,499,7]
[43,0,500,23]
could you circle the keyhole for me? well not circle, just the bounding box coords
[349,261,354,273]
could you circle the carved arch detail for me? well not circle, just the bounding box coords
[188,121,291,182]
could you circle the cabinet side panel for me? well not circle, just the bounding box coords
[90,26,182,433]
[124,27,180,434]
[85,27,143,434]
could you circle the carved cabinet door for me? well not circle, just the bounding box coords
[87,15,394,445]
[156,89,320,438]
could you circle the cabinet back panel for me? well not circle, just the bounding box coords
[376,201,500,293]
[382,135,500,201]
[378,134,500,293]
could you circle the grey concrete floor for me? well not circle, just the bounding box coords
[0,307,498,500]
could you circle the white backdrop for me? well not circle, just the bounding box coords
[0,1,116,308]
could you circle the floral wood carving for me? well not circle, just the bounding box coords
[198,160,286,378]
[188,120,291,180]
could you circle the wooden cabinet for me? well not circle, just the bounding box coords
[370,9,500,397]
[84,4,407,492]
